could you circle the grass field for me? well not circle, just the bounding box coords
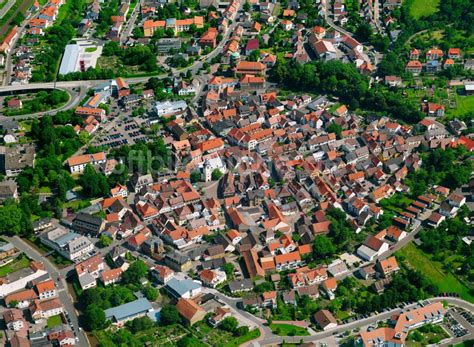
[445,94,474,119]
[408,0,440,19]
[47,315,63,328]
[380,194,414,214]
[270,323,310,336]
[397,242,474,302]
[0,256,30,277]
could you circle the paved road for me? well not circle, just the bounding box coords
[3,236,89,346]
[0,86,87,122]
[120,0,143,44]
[0,0,16,19]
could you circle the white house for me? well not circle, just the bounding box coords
[29,298,64,323]
[357,236,389,261]
[67,152,106,174]
[200,269,227,288]
[3,309,26,331]
[0,262,48,298]
[165,277,202,299]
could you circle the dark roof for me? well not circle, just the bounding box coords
[228,278,253,292]
[74,212,103,226]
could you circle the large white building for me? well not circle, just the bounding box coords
[66,152,106,174]
[59,40,103,75]
[202,155,227,182]
[155,100,188,116]
[39,227,94,261]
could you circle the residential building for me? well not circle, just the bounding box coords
[165,277,202,299]
[313,309,338,330]
[66,152,106,173]
[39,227,94,262]
[3,309,26,331]
[176,298,206,326]
[29,298,64,323]
[35,279,57,300]
[200,269,227,288]
[72,212,105,236]
[0,261,48,298]
[0,144,35,177]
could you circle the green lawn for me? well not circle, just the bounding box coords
[270,323,310,336]
[0,256,30,277]
[445,94,474,119]
[406,324,449,346]
[63,199,91,212]
[223,329,261,347]
[408,0,440,19]
[379,193,414,213]
[397,242,474,302]
[55,0,71,25]
[452,342,474,347]
[47,314,63,328]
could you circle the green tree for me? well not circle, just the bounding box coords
[243,1,250,11]
[220,316,238,332]
[190,171,201,183]
[235,326,250,336]
[327,122,342,139]
[223,263,235,277]
[99,234,112,248]
[0,202,23,235]
[107,163,129,187]
[211,169,223,181]
[121,260,148,285]
[78,165,110,198]
[177,336,205,347]
[84,304,106,331]
[313,235,336,259]
[143,285,158,301]
[160,304,180,325]
[127,316,154,333]
[355,22,373,42]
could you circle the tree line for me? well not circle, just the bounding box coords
[271,59,424,123]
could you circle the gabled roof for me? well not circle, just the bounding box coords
[176,298,205,322]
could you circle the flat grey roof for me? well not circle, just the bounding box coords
[104,298,152,322]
